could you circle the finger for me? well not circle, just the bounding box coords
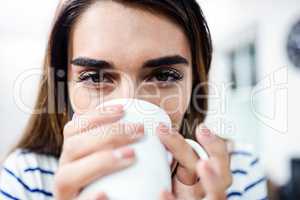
[156,123,198,185]
[196,160,226,200]
[64,104,124,138]
[60,122,144,164]
[172,175,205,199]
[195,125,232,187]
[195,125,229,166]
[156,123,199,171]
[94,192,109,200]
[75,191,108,200]
[160,190,176,200]
[54,147,135,200]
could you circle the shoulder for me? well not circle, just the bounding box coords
[226,141,268,199]
[228,142,260,170]
[1,149,58,171]
[0,149,58,200]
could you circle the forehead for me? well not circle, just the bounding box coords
[70,1,191,67]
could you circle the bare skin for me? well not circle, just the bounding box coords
[53,1,232,199]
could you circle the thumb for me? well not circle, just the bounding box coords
[196,160,226,200]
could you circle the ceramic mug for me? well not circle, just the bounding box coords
[78,98,208,200]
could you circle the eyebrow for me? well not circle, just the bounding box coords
[70,55,189,69]
[71,57,112,69]
[142,55,189,68]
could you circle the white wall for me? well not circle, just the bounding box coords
[199,0,300,185]
[0,0,59,160]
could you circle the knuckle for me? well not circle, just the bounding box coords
[63,121,74,137]
[108,135,129,147]
[102,122,143,144]
[62,138,77,155]
[104,125,138,148]
[170,129,182,139]
[107,135,121,147]
[176,131,185,140]
[54,169,74,195]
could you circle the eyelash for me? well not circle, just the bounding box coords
[77,71,114,84]
[76,67,184,87]
[145,68,184,83]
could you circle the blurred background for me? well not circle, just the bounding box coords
[0,0,299,199]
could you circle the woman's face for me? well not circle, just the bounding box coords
[68,1,193,130]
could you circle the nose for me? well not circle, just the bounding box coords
[105,75,161,110]
[108,74,159,104]
[115,75,139,99]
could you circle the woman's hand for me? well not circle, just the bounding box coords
[53,104,145,200]
[156,123,232,200]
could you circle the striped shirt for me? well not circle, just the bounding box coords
[0,143,268,200]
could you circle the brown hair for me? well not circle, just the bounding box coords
[12,0,212,158]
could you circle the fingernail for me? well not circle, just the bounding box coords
[202,128,211,137]
[135,124,145,138]
[199,124,213,137]
[158,122,170,134]
[95,192,108,200]
[113,147,135,160]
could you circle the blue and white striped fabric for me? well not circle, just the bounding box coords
[226,143,268,199]
[0,143,268,200]
[0,150,57,200]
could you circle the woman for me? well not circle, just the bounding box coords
[0,0,267,199]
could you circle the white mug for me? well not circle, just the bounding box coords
[78,98,208,200]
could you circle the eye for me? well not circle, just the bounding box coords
[76,70,114,86]
[146,68,184,83]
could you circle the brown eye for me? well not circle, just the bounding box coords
[77,71,114,84]
[146,68,183,83]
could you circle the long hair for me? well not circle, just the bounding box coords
[12,0,212,158]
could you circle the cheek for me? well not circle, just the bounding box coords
[165,104,184,130]
[163,94,190,130]
[68,83,99,114]
[161,81,192,130]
